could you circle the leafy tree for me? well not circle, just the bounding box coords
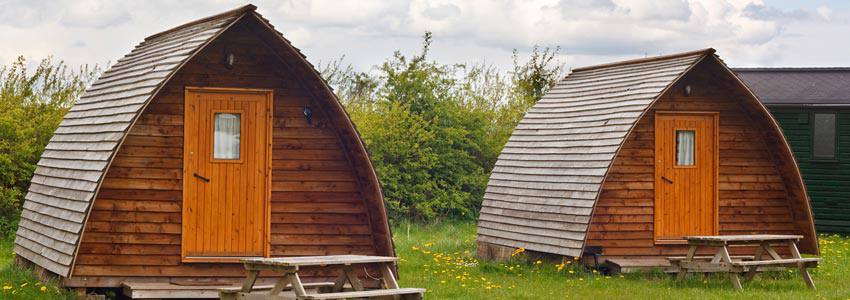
[0,57,100,237]
[324,33,563,222]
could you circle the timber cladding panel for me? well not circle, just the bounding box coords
[15,5,393,284]
[14,7,243,277]
[585,63,801,257]
[72,19,378,278]
[476,49,818,260]
[477,51,707,257]
[771,108,850,233]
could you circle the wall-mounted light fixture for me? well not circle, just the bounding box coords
[224,52,236,69]
[303,106,313,125]
[683,84,692,97]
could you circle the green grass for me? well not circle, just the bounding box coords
[394,222,850,299]
[0,239,74,299]
[0,222,848,299]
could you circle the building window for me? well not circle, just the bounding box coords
[676,130,695,166]
[812,112,838,160]
[213,113,241,160]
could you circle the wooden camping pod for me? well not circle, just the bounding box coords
[477,49,818,261]
[14,5,393,287]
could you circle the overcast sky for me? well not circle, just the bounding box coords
[1,0,848,73]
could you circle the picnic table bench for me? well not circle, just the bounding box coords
[221,255,425,300]
[670,235,819,290]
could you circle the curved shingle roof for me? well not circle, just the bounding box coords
[14,5,256,277]
[477,49,714,257]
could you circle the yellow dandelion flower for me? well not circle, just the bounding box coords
[19,283,27,288]
[40,286,47,292]
[535,260,542,265]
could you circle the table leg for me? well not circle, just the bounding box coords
[380,263,400,289]
[718,246,743,291]
[332,271,348,292]
[763,244,782,260]
[288,272,308,297]
[787,241,816,290]
[677,245,698,281]
[241,270,259,293]
[269,275,291,296]
[343,266,365,291]
[744,244,765,282]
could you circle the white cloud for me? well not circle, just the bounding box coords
[60,0,131,28]
[615,0,692,21]
[0,0,848,73]
[0,0,59,28]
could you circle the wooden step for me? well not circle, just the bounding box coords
[122,282,230,299]
[301,288,426,300]
[605,258,672,274]
[123,281,334,299]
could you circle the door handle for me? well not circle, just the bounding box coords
[661,176,673,184]
[193,173,210,182]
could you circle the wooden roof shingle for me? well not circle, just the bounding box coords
[477,49,714,257]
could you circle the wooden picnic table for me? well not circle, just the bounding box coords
[221,255,424,299]
[671,235,819,290]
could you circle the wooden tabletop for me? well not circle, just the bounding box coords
[241,255,398,267]
[685,234,803,243]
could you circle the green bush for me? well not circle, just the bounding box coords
[0,57,99,237]
[323,33,563,221]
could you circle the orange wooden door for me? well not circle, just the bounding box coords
[182,88,272,260]
[654,113,718,242]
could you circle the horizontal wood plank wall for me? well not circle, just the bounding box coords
[586,63,800,258]
[72,22,377,282]
[771,108,850,233]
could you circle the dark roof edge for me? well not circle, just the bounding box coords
[734,67,850,72]
[572,48,715,72]
[764,103,850,107]
[144,4,257,41]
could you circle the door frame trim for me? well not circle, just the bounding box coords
[181,86,273,262]
[653,111,719,244]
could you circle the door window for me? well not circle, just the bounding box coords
[213,112,241,160]
[676,130,695,166]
